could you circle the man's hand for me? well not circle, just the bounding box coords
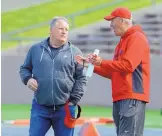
[68,102,75,106]
[76,54,102,66]
[75,55,89,67]
[88,54,102,66]
[27,78,38,91]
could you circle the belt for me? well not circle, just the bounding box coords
[55,103,66,110]
[41,103,66,110]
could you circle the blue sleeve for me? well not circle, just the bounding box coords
[19,47,33,85]
[69,47,87,104]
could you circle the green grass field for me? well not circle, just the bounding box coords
[2,0,162,50]
[1,104,162,128]
[15,0,162,38]
[2,0,113,33]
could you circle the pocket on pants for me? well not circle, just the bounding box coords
[119,99,139,117]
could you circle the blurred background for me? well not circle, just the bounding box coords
[1,0,162,135]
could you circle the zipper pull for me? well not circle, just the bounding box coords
[53,105,55,111]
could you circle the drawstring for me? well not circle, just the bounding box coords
[40,48,44,62]
[70,44,74,62]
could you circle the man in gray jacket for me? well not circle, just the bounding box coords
[19,16,87,136]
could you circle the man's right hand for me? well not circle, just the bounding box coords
[27,78,38,91]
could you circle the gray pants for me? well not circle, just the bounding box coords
[113,99,146,136]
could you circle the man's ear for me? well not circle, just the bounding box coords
[49,28,52,34]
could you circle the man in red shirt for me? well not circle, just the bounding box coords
[76,7,150,136]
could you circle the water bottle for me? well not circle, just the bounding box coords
[86,49,100,77]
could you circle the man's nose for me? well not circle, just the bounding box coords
[110,22,113,28]
[62,29,67,34]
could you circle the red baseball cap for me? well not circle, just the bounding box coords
[104,7,132,21]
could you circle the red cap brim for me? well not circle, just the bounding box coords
[104,15,116,21]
